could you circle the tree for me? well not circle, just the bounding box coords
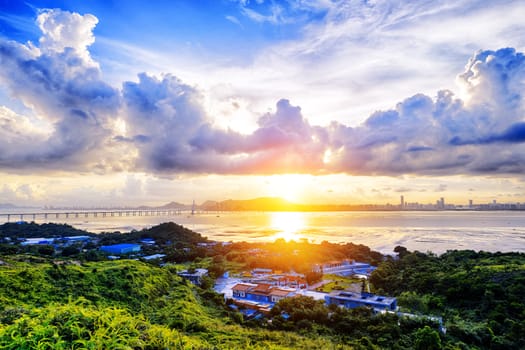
[305,271,323,285]
[37,245,55,256]
[61,246,80,257]
[394,245,408,258]
[414,326,442,350]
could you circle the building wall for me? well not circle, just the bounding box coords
[233,290,246,298]
[246,292,270,303]
[100,244,141,254]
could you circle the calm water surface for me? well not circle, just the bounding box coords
[2,210,524,254]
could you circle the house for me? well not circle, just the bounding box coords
[100,243,141,255]
[230,282,295,315]
[64,236,91,242]
[325,291,397,311]
[231,283,295,304]
[142,254,166,261]
[231,299,273,315]
[232,283,256,298]
[140,238,155,245]
[178,268,208,285]
[252,268,272,276]
[249,283,274,302]
[313,260,377,277]
[277,275,307,289]
[269,288,294,303]
[21,238,55,245]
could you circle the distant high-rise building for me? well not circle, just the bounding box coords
[469,199,473,208]
[400,195,404,208]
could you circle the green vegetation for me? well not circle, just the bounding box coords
[0,258,352,349]
[209,239,383,275]
[0,222,524,349]
[317,274,365,293]
[0,222,92,240]
[371,248,525,349]
[268,296,441,349]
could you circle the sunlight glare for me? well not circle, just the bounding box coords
[265,174,310,202]
[270,211,306,242]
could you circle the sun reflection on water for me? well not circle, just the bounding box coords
[270,212,306,241]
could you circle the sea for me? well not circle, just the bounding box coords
[1,209,524,255]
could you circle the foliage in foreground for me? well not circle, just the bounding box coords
[0,258,351,349]
[0,300,187,349]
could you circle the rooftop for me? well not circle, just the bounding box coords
[328,291,396,306]
[101,243,141,249]
[232,283,256,292]
[252,283,272,294]
[269,288,295,297]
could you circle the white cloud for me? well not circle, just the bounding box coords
[37,8,99,65]
[225,15,243,28]
[200,0,525,127]
[0,9,126,173]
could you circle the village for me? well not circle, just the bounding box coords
[213,259,397,320]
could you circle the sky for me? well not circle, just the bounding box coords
[1,0,525,207]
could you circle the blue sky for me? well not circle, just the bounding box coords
[0,1,322,67]
[1,0,525,207]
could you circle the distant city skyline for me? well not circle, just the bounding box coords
[2,194,523,212]
[1,1,525,207]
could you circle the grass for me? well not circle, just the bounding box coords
[317,274,365,293]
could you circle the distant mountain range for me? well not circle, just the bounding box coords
[137,201,190,210]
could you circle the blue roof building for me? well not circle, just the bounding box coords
[325,291,397,311]
[314,260,377,277]
[178,268,208,285]
[65,236,91,242]
[140,238,155,245]
[21,238,55,246]
[100,243,141,255]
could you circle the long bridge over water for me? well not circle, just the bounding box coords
[0,209,194,223]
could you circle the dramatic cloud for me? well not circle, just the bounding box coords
[300,48,525,176]
[121,72,210,172]
[148,47,525,176]
[1,9,525,178]
[37,9,98,64]
[0,9,124,172]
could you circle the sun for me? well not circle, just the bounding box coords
[265,174,310,203]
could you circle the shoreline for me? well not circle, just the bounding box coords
[2,214,525,255]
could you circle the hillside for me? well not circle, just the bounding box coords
[0,222,95,240]
[0,258,351,349]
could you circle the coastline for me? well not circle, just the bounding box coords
[1,211,524,255]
